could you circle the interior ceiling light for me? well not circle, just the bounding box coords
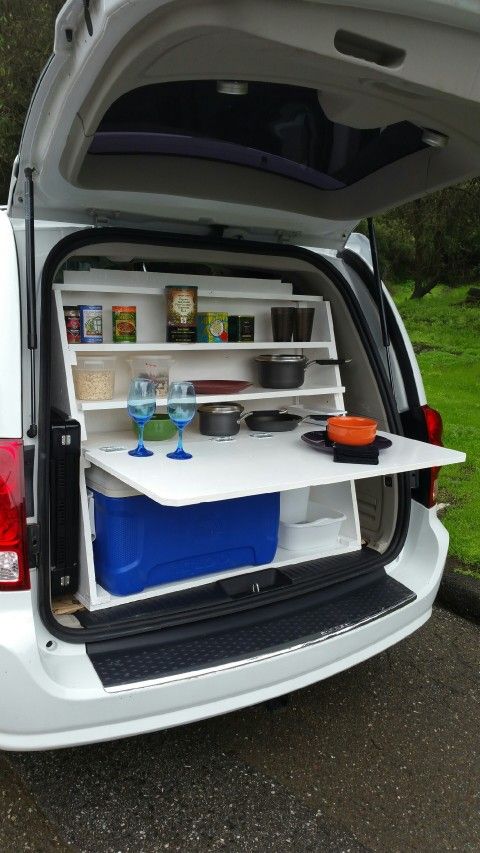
[421,128,449,148]
[216,80,249,95]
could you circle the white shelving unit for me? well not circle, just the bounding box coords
[51,268,465,612]
[53,269,346,439]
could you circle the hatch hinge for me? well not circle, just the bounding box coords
[276,230,300,244]
[89,210,111,227]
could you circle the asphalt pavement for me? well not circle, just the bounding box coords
[1,605,479,853]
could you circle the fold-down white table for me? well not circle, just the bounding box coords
[84,429,465,508]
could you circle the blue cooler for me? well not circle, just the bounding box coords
[86,468,280,596]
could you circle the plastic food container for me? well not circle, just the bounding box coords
[278,501,346,553]
[327,416,377,446]
[73,356,116,400]
[127,355,170,398]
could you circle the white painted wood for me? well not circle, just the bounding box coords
[76,385,346,411]
[69,341,332,352]
[75,460,101,607]
[51,269,378,610]
[52,290,87,438]
[83,429,466,508]
[56,286,323,302]
[57,289,326,344]
[57,270,323,302]
[83,538,361,611]
[62,269,291,295]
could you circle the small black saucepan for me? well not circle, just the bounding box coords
[255,354,351,390]
[245,409,306,432]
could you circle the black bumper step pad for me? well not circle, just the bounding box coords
[78,548,381,630]
[87,572,415,689]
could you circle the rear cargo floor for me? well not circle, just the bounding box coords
[78,549,386,630]
[87,568,415,689]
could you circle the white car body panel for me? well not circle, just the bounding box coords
[0,503,447,750]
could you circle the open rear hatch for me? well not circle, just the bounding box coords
[13,0,472,655]
[11,0,480,244]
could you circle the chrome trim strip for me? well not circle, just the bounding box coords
[102,597,414,693]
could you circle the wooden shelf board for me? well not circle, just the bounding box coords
[70,341,332,353]
[83,429,465,508]
[77,385,345,411]
[54,282,323,302]
[83,539,361,610]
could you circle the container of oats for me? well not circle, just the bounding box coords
[73,356,116,401]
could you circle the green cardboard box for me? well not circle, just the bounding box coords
[196,312,229,343]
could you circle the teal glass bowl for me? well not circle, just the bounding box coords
[132,414,176,442]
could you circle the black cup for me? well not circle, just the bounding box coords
[271,307,295,341]
[293,307,315,342]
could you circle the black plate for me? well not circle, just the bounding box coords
[301,430,393,453]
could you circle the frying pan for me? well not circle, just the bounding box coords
[244,409,306,432]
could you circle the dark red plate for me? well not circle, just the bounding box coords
[301,430,392,453]
[191,379,252,395]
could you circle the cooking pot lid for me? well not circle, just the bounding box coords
[255,354,306,363]
[198,402,244,414]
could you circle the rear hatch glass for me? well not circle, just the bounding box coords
[91,81,426,192]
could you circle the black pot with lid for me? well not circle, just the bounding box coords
[255,354,319,389]
[198,402,246,436]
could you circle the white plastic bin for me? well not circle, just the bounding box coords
[279,502,346,553]
[85,466,140,498]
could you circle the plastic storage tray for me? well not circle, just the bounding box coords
[278,497,346,553]
[87,469,280,595]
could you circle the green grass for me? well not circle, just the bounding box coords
[391,284,480,578]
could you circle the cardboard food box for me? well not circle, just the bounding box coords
[197,312,229,343]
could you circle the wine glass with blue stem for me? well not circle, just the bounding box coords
[166,381,196,460]
[127,377,156,457]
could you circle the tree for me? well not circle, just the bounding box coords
[0,0,62,202]
[361,178,480,297]
[403,179,480,298]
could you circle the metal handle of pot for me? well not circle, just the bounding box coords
[305,358,352,368]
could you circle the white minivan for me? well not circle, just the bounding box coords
[0,0,473,750]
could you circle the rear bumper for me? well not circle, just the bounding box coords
[0,503,447,751]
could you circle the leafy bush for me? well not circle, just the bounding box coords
[0,0,62,202]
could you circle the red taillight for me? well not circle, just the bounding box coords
[421,404,444,508]
[0,440,30,591]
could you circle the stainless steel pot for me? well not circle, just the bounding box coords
[198,402,247,436]
[255,354,323,389]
